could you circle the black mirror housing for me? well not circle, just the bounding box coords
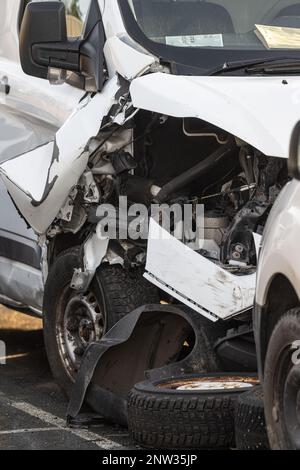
[20,2,69,80]
[19,0,106,91]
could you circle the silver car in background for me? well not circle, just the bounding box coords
[254,122,300,450]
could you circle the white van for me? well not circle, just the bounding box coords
[1,0,300,393]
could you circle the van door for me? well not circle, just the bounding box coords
[0,0,87,313]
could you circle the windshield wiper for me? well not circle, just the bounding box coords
[246,59,300,74]
[209,57,300,76]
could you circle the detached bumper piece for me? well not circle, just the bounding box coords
[67,304,223,427]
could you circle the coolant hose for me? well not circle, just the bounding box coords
[155,139,236,203]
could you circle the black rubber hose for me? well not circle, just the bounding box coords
[155,139,236,203]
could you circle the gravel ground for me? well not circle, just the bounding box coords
[0,306,134,450]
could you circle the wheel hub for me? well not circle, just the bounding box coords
[59,292,105,374]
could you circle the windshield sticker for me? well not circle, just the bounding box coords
[165,34,224,48]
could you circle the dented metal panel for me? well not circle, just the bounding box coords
[144,219,256,321]
[0,77,120,234]
[0,105,56,163]
[104,36,156,80]
[0,257,43,312]
[130,72,300,159]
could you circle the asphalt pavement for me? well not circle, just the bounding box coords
[0,306,134,450]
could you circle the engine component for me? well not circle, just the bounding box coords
[203,213,229,244]
[221,200,269,265]
[183,118,230,145]
[155,139,236,203]
[120,174,156,206]
[221,155,287,266]
[239,147,255,186]
[81,171,100,204]
[109,151,137,175]
[199,212,229,259]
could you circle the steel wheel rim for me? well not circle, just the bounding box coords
[57,288,106,380]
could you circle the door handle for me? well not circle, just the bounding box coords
[0,76,10,95]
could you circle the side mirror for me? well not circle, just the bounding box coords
[19,0,106,91]
[289,121,300,180]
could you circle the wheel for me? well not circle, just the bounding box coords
[235,385,269,450]
[43,247,159,395]
[264,308,300,450]
[128,373,258,449]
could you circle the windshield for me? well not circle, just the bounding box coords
[121,0,300,73]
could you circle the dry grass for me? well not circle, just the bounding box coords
[0,305,42,331]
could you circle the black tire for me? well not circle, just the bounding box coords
[43,247,159,395]
[235,385,269,450]
[128,373,258,449]
[264,308,300,450]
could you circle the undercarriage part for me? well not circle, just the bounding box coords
[155,139,236,203]
[67,305,228,426]
[214,324,257,372]
[128,373,258,450]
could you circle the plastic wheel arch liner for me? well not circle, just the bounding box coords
[67,304,225,426]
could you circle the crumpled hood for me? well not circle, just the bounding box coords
[130,72,300,158]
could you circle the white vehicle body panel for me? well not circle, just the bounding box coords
[145,219,256,322]
[104,36,156,80]
[0,257,43,312]
[256,178,300,306]
[0,104,56,163]
[0,0,85,128]
[254,178,300,379]
[0,0,296,320]
[0,0,22,64]
[130,72,300,159]
[0,77,120,234]
[0,59,85,128]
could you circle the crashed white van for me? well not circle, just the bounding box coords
[0,0,299,392]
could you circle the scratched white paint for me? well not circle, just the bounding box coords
[145,219,256,322]
[0,77,120,234]
[130,72,300,159]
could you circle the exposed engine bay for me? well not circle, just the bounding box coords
[47,108,288,287]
